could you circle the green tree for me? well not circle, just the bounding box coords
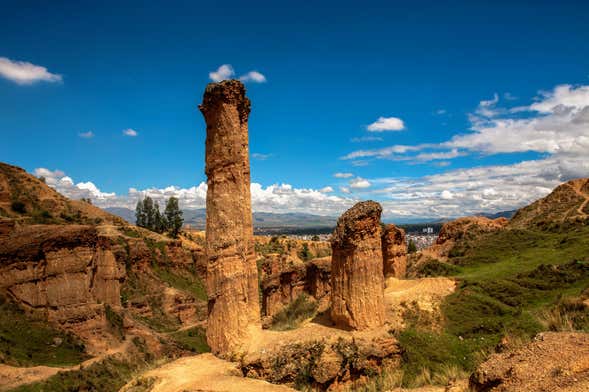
[154,202,167,233]
[311,235,320,241]
[164,197,183,238]
[144,197,155,230]
[298,243,312,261]
[135,199,146,227]
[408,239,417,253]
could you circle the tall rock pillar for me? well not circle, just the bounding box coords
[199,80,260,355]
[330,201,385,330]
[382,224,407,279]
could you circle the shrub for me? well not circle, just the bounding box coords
[10,200,26,213]
[270,294,318,331]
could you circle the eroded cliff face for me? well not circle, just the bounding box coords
[260,254,331,319]
[330,201,385,330]
[382,224,407,279]
[0,225,124,352]
[436,216,508,246]
[0,221,209,356]
[200,80,260,355]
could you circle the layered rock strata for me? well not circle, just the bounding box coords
[330,201,385,330]
[0,225,125,353]
[199,80,260,354]
[260,254,331,319]
[381,224,407,279]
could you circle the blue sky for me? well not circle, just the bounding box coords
[1,1,589,222]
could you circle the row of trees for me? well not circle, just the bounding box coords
[135,196,183,237]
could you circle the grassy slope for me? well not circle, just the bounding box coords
[0,297,89,367]
[398,223,589,386]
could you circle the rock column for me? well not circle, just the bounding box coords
[382,224,407,279]
[199,80,260,355]
[330,201,385,330]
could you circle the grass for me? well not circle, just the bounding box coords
[397,329,482,387]
[270,294,318,331]
[0,296,89,367]
[10,357,142,392]
[152,263,207,301]
[105,304,125,340]
[394,223,589,387]
[167,326,210,353]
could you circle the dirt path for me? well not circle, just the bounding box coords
[0,339,132,391]
[567,182,589,218]
[120,354,294,392]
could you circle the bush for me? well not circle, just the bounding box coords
[10,200,26,213]
[270,294,318,331]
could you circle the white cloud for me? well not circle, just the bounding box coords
[414,148,463,162]
[340,186,351,194]
[78,131,94,139]
[351,136,383,143]
[252,152,272,160]
[440,190,454,200]
[209,64,235,82]
[342,144,424,160]
[367,116,405,132]
[446,84,589,156]
[33,167,355,216]
[0,57,62,85]
[334,172,354,178]
[239,71,267,83]
[349,177,371,189]
[123,128,138,137]
[435,109,447,115]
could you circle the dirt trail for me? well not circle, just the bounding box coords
[0,339,132,391]
[567,182,589,218]
[120,353,294,392]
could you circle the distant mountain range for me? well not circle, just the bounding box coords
[104,207,337,230]
[105,207,518,231]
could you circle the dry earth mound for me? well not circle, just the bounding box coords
[510,178,589,228]
[470,332,589,392]
[0,162,123,226]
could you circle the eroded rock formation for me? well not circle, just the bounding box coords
[436,216,508,246]
[382,224,407,279]
[200,80,260,354]
[330,201,385,330]
[0,225,124,352]
[259,254,331,319]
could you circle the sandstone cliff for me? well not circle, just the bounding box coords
[382,224,407,279]
[436,216,508,246]
[259,254,331,319]
[330,201,385,330]
[200,80,260,355]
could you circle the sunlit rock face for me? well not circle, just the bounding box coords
[200,80,260,355]
[330,201,385,330]
[382,224,407,279]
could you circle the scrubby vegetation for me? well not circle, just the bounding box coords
[0,296,89,367]
[10,357,144,392]
[168,326,210,353]
[394,223,589,387]
[270,294,318,331]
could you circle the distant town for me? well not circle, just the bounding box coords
[265,226,439,251]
